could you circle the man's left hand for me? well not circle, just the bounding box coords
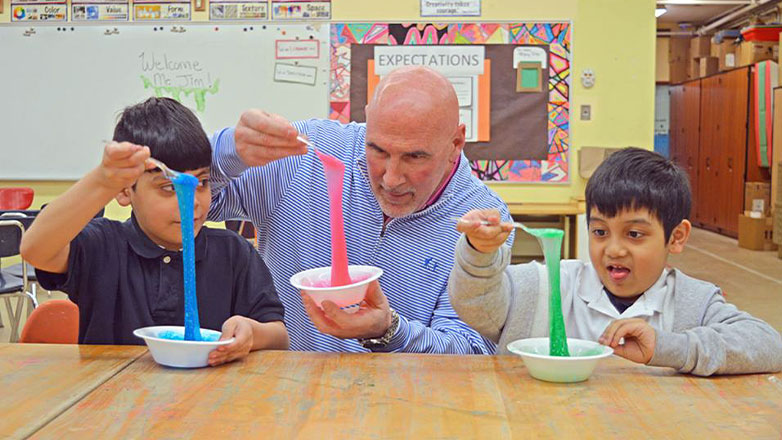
[301,280,393,339]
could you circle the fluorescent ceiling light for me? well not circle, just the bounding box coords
[655,7,668,18]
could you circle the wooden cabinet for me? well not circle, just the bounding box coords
[699,70,748,234]
[670,67,765,237]
[670,80,701,221]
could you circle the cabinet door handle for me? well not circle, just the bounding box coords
[706,157,710,168]
[728,158,733,170]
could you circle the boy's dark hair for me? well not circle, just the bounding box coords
[113,97,211,172]
[585,147,691,242]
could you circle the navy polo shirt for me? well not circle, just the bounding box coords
[36,215,284,345]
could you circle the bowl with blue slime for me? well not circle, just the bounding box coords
[134,326,234,368]
[133,165,232,368]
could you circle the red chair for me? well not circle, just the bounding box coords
[20,299,79,344]
[0,187,34,210]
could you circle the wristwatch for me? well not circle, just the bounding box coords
[358,308,399,349]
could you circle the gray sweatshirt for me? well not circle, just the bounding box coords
[449,235,782,376]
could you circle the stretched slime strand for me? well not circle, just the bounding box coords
[527,228,569,357]
[172,172,202,341]
[315,150,351,287]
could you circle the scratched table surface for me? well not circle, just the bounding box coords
[0,344,146,439]
[21,349,782,439]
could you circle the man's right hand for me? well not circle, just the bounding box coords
[99,141,150,191]
[234,109,308,167]
[456,208,513,254]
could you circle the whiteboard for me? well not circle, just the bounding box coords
[0,23,330,180]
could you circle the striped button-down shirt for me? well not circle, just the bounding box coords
[208,119,513,353]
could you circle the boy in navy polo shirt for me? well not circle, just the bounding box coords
[21,97,288,366]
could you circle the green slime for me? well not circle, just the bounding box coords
[525,227,570,357]
[140,75,220,113]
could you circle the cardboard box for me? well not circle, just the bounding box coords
[699,57,719,77]
[716,41,737,71]
[669,37,690,83]
[745,182,771,215]
[578,147,623,179]
[772,87,782,205]
[737,41,778,67]
[775,161,782,207]
[773,208,782,245]
[738,214,777,251]
[710,39,720,57]
[690,36,711,59]
[688,57,700,79]
[670,57,689,83]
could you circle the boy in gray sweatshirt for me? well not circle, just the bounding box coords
[449,147,782,376]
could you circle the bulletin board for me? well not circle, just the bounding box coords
[329,23,572,183]
[0,23,330,180]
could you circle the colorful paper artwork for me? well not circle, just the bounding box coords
[329,22,571,183]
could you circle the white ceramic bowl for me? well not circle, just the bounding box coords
[133,326,234,368]
[289,265,383,312]
[507,337,614,383]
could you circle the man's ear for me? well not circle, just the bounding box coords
[115,187,132,207]
[668,219,691,254]
[450,123,466,163]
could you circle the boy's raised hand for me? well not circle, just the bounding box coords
[209,315,254,366]
[599,318,656,364]
[456,208,514,254]
[99,141,151,190]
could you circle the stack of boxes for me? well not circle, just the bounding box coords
[771,158,782,258]
[690,36,717,78]
[667,32,780,84]
[739,182,776,251]
[739,81,779,252]
[735,39,778,67]
[712,40,737,72]
[771,87,782,258]
[669,37,690,84]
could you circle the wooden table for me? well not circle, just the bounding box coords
[22,350,782,439]
[0,344,146,439]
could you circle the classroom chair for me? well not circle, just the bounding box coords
[1,211,41,305]
[0,187,34,210]
[4,206,103,302]
[0,219,37,342]
[19,299,78,344]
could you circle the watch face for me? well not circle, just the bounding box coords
[360,339,384,349]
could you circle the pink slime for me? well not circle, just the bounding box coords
[315,150,352,287]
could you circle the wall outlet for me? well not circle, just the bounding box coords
[580,104,591,121]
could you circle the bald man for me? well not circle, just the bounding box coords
[208,66,513,354]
